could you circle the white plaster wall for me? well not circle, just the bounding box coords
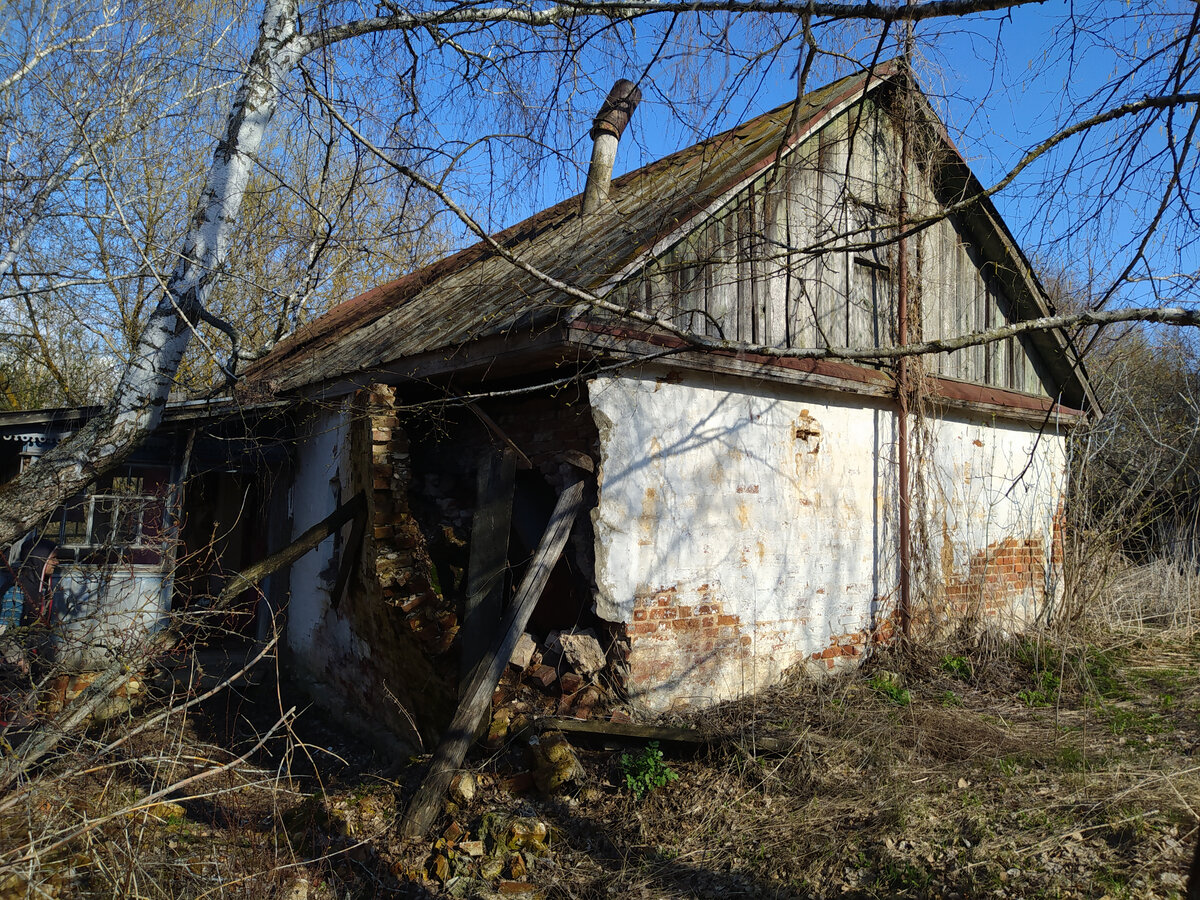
[589,370,899,711]
[287,401,370,672]
[923,411,1068,623]
[590,370,1070,712]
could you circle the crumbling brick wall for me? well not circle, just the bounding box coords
[366,386,460,660]
[940,536,1050,622]
[366,385,602,675]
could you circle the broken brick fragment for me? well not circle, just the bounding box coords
[559,672,584,694]
[527,664,557,688]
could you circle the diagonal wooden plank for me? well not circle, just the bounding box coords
[401,479,585,839]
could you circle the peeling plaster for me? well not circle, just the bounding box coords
[588,370,1067,711]
[589,371,896,710]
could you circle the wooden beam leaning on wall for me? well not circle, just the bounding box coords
[402,479,586,840]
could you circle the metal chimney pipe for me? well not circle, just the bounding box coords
[581,79,642,216]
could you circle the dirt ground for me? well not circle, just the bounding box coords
[4,625,1200,899]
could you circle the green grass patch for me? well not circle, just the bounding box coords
[940,654,973,681]
[619,742,679,799]
[869,673,912,706]
[1018,670,1061,707]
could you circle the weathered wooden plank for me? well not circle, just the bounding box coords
[676,235,705,333]
[646,260,670,321]
[761,176,788,347]
[986,283,1005,387]
[784,153,814,347]
[938,219,960,378]
[536,717,807,756]
[916,221,940,373]
[955,234,977,382]
[329,491,368,611]
[460,447,517,688]
[848,257,875,349]
[708,214,736,340]
[817,117,851,348]
[401,480,585,839]
[972,248,989,382]
[736,196,755,343]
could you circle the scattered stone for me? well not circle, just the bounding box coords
[557,629,606,676]
[510,633,537,670]
[529,732,584,794]
[506,818,550,852]
[460,840,484,857]
[443,821,465,843]
[480,857,505,880]
[486,708,513,749]
[449,773,476,805]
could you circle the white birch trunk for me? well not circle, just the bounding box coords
[0,0,304,544]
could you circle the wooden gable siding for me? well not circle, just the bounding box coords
[606,97,1047,400]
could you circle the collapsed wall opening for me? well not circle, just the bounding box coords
[363,381,627,732]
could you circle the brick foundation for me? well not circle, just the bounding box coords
[624,584,752,707]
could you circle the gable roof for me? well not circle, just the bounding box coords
[246,64,1093,411]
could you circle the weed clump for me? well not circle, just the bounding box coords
[618,741,678,798]
[869,672,912,706]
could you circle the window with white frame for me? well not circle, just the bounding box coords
[56,468,169,551]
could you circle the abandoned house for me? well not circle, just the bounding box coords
[0,63,1093,748]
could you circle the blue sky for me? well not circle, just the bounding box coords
[412,0,1191,310]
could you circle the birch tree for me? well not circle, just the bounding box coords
[0,0,1197,546]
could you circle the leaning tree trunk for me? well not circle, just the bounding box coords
[0,0,305,546]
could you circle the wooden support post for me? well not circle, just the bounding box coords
[330,493,368,610]
[402,480,584,840]
[460,447,516,689]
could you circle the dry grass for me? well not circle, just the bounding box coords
[1090,556,1200,634]
[6,566,1200,897]
[514,628,1200,899]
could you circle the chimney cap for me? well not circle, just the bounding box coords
[590,79,642,141]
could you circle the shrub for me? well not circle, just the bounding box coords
[869,672,912,706]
